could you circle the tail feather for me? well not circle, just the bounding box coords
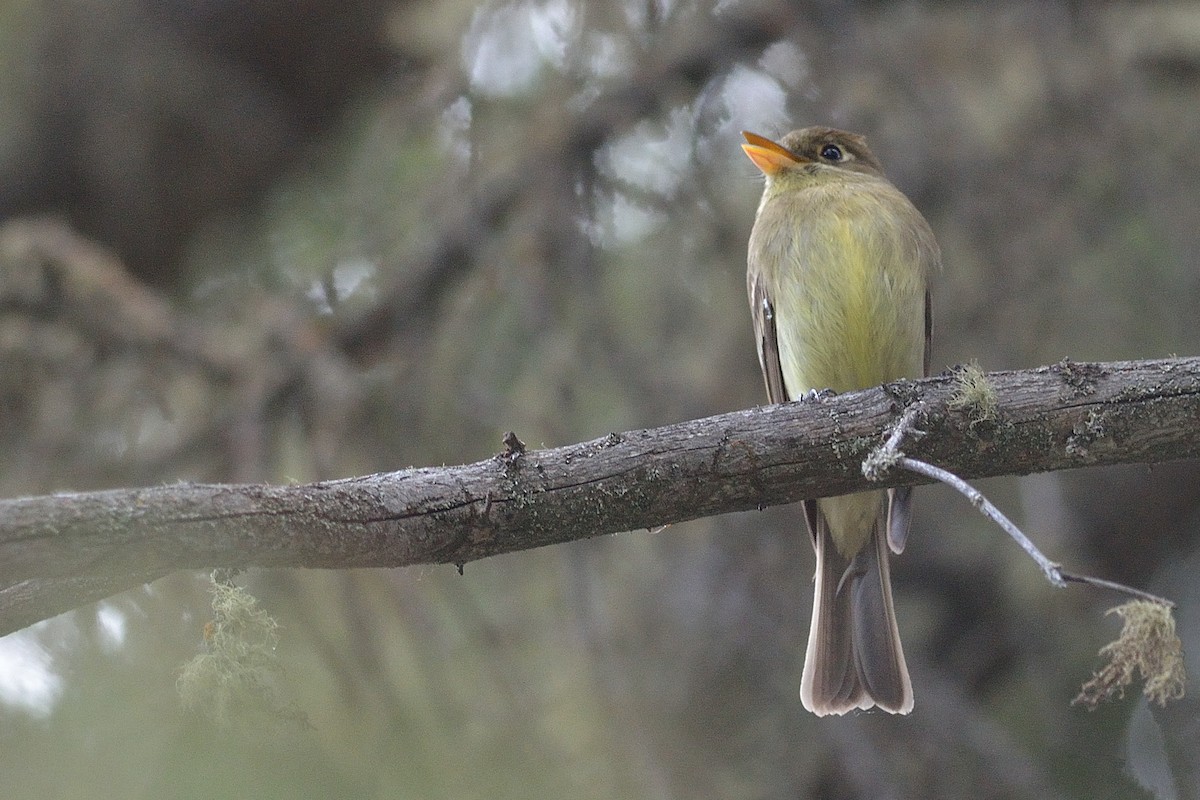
[886,486,914,555]
[800,513,866,714]
[800,498,913,715]
[851,522,912,712]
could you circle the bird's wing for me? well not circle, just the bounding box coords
[887,286,932,555]
[750,272,820,542]
[749,272,789,405]
[924,286,932,378]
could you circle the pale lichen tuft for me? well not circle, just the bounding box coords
[948,360,998,427]
[1073,600,1186,709]
[177,574,308,729]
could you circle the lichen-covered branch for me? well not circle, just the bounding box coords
[0,356,1198,636]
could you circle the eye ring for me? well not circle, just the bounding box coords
[820,143,843,161]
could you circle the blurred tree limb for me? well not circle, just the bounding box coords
[0,217,362,485]
[1,356,1198,636]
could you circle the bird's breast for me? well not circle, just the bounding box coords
[750,182,930,396]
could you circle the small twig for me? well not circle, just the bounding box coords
[862,404,1175,608]
[501,431,526,459]
[883,401,926,454]
[893,456,1066,588]
[1053,570,1175,608]
[861,401,925,480]
[894,455,1174,607]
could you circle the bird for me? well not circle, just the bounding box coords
[741,126,939,715]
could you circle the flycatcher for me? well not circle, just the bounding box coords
[741,127,939,715]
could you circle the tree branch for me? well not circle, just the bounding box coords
[1,356,1198,635]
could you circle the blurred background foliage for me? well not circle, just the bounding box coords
[0,0,1197,797]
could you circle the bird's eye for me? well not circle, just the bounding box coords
[820,143,843,161]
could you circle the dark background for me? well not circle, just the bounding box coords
[0,1,1197,797]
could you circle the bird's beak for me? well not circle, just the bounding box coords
[741,131,806,175]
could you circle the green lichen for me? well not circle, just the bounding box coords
[1073,600,1186,709]
[177,573,308,729]
[948,360,998,427]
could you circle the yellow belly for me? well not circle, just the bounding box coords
[772,215,926,557]
[820,492,882,558]
[773,216,926,395]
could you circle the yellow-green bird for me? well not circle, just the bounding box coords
[741,127,939,715]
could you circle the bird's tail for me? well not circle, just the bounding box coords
[800,496,913,715]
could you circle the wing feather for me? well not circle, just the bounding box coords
[749,273,789,405]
